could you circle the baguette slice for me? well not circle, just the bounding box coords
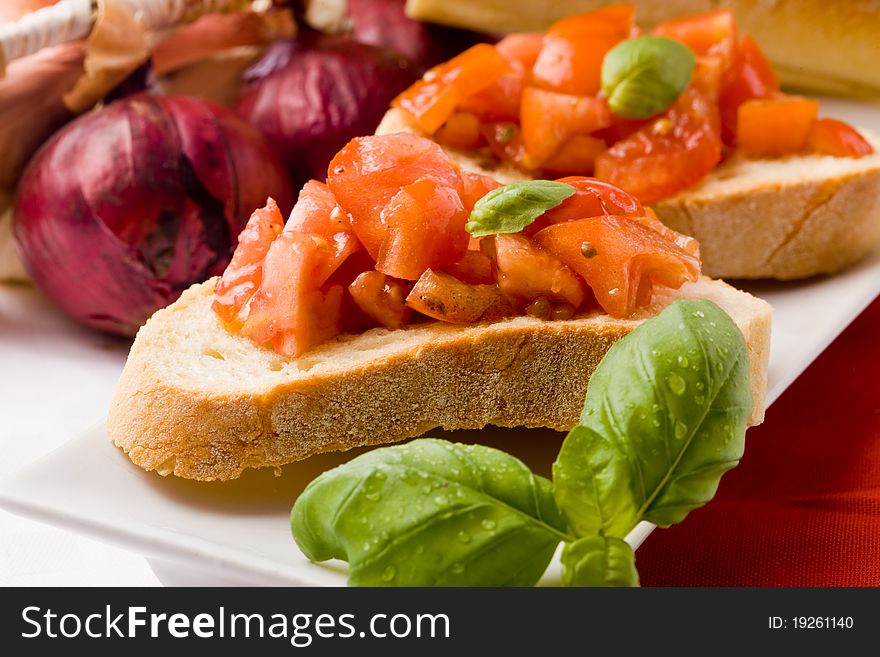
[108,277,771,482]
[377,108,880,280]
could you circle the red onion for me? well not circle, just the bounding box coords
[345,0,487,69]
[235,35,419,192]
[14,94,292,336]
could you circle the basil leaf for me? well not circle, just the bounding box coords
[552,299,752,539]
[465,180,576,237]
[291,438,572,586]
[601,36,695,119]
[561,535,639,587]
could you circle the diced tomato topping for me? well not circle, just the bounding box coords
[406,269,513,324]
[460,171,502,210]
[520,87,611,166]
[212,198,284,324]
[480,122,529,169]
[736,96,818,157]
[525,176,643,235]
[348,271,411,329]
[490,234,586,309]
[718,35,778,145]
[377,177,469,280]
[541,136,608,175]
[394,80,460,134]
[445,249,495,284]
[435,44,511,96]
[393,44,509,133]
[807,118,874,158]
[435,111,484,150]
[534,215,700,317]
[239,231,343,358]
[459,34,543,122]
[593,113,651,145]
[495,33,545,71]
[653,9,737,72]
[638,207,701,259]
[327,134,467,276]
[460,74,523,123]
[532,5,635,96]
[285,180,360,285]
[595,84,722,203]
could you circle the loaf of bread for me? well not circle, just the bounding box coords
[108,276,771,481]
[405,0,880,97]
[378,109,880,280]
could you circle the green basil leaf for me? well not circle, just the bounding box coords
[552,299,752,539]
[291,438,572,586]
[601,36,695,119]
[561,535,639,587]
[465,180,576,237]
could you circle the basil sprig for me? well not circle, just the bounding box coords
[601,36,695,119]
[465,180,576,237]
[292,440,571,586]
[291,299,752,586]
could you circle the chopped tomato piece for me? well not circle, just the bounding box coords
[594,113,650,145]
[718,35,778,145]
[532,5,635,96]
[435,44,510,96]
[394,79,460,134]
[807,118,874,158]
[240,231,342,358]
[490,234,586,309]
[496,33,545,71]
[638,207,700,259]
[737,96,818,156]
[406,269,513,324]
[520,87,611,166]
[460,171,502,210]
[526,176,643,235]
[376,177,469,280]
[594,85,722,203]
[653,9,737,72]
[348,271,411,329]
[327,134,467,274]
[393,44,509,134]
[284,180,361,285]
[435,111,484,150]
[213,198,283,324]
[481,122,529,169]
[445,249,495,284]
[460,72,523,122]
[459,34,543,122]
[541,135,608,175]
[325,249,381,333]
[534,215,701,317]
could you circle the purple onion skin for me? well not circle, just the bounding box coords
[346,0,488,69]
[236,36,419,193]
[13,94,292,336]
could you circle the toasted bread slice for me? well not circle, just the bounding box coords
[377,108,880,280]
[108,277,771,481]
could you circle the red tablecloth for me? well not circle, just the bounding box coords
[637,297,880,586]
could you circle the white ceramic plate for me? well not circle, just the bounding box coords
[2,97,879,587]
[2,243,880,586]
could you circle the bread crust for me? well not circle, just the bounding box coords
[108,277,771,481]
[655,162,880,280]
[377,108,880,280]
